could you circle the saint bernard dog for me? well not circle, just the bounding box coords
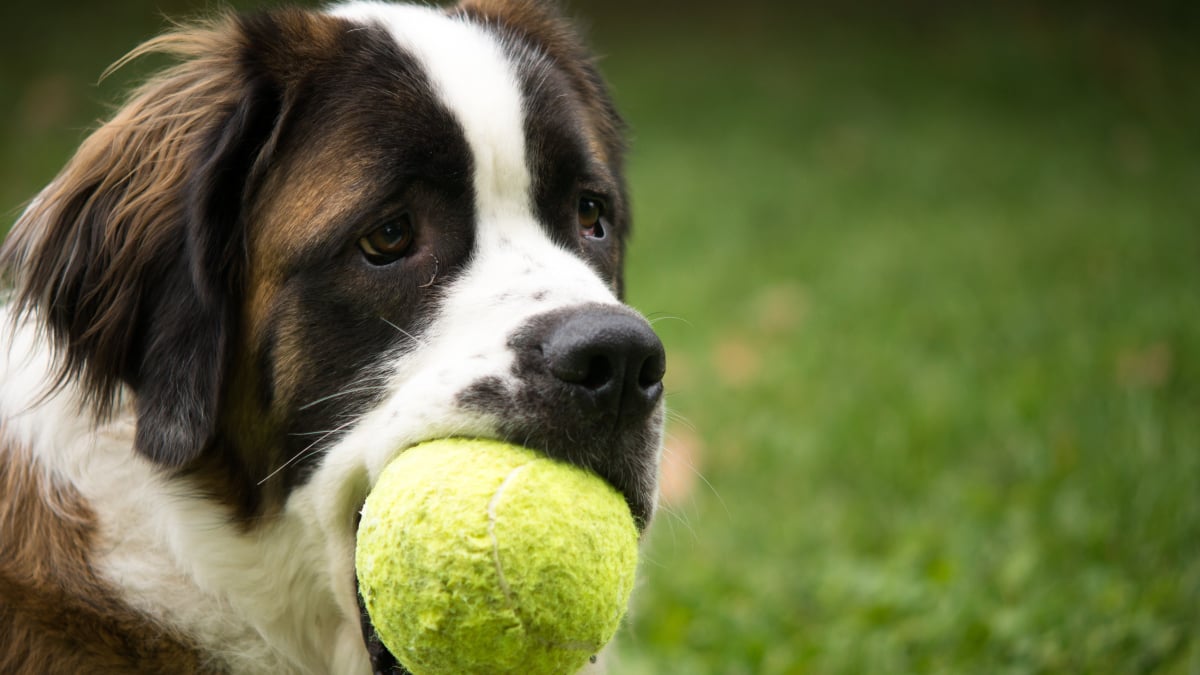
[0,1,666,672]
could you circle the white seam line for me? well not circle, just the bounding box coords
[488,462,531,601]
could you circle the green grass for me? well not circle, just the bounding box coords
[602,6,1200,673]
[3,3,1199,673]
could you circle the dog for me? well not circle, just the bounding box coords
[0,1,665,672]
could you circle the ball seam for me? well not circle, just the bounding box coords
[486,461,533,603]
[485,458,601,654]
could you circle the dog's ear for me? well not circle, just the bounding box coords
[0,12,325,467]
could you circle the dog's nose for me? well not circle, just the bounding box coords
[479,304,667,524]
[542,306,665,420]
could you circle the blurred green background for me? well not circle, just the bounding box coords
[3,1,1199,672]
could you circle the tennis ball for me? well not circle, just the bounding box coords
[355,438,639,675]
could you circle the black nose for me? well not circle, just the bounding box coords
[542,306,666,420]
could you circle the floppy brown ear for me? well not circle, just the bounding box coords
[0,14,294,468]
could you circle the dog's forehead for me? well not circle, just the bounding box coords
[330,2,533,226]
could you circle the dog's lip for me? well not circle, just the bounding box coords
[376,433,653,528]
[356,577,405,675]
[355,436,455,675]
[354,488,401,673]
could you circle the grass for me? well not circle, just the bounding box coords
[3,2,1199,673]
[600,5,1200,673]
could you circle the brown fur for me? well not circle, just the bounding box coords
[0,431,216,673]
[1,15,247,417]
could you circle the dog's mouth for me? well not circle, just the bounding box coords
[353,497,405,674]
[349,429,655,673]
[357,578,408,675]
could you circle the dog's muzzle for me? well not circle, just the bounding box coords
[456,302,666,527]
[365,304,666,673]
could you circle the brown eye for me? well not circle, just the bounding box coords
[359,214,415,265]
[579,196,606,239]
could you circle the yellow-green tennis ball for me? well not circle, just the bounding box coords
[356,438,639,675]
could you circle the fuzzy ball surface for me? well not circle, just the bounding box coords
[355,438,639,675]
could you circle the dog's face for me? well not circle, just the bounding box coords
[1,1,662,668]
[212,2,665,524]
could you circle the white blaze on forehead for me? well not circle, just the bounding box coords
[328,1,620,307]
[330,1,533,225]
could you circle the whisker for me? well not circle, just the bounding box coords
[682,455,728,519]
[665,409,699,433]
[298,384,388,411]
[380,317,426,347]
[655,500,697,544]
[257,418,357,486]
[645,313,692,328]
[288,429,346,437]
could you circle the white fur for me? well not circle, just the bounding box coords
[0,5,633,673]
[1,305,366,673]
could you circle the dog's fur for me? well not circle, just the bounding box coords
[0,2,664,672]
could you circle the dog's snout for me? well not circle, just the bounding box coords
[463,303,667,525]
[542,307,666,419]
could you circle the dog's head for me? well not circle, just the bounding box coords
[1,1,662,666]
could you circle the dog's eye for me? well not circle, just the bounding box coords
[359,214,415,264]
[579,197,606,240]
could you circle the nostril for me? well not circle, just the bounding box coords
[547,347,616,391]
[537,305,666,417]
[638,351,666,390]
[580,354,615,391]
